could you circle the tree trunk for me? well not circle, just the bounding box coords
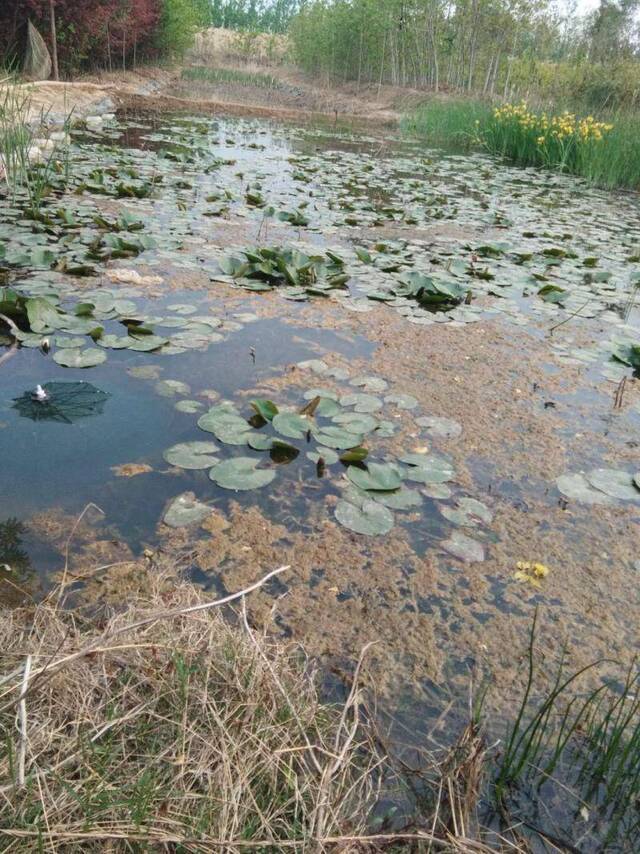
[49,0,59,80]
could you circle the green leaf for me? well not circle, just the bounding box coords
[586,468,640,501]
[209,457,275,491]
[53,348,106,368]
[25,297,60,333]
[272,412,312,439]
[334,499,394,536]
[340,447,368,463]
[250,399,279,421]
[347,462,402,492]
[163,441,219,470]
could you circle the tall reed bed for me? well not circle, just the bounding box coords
[182,65,281,90]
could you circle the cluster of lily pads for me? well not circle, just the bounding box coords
[557,468,640,506]
[218,246,350,297]
[0,282,243,367]
[159,359,494,550]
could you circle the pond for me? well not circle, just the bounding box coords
[1,108,639,844]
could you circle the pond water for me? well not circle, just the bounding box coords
[1,109,639,847]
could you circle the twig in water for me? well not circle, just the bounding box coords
[613,376,627,410]
[548,299,592,334]
[16,654,32,787]
[54,502,105,610]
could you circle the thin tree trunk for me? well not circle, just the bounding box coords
[107,24,112,73]
[122,27,126,71]
[49,0,59,80]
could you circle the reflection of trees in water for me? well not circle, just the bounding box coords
[0,517,31,577]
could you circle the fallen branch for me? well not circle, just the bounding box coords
[16,654,32,788]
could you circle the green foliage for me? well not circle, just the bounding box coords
[210,0,301,33]
[400,99,491,149]
[156,0,209,58]
[182,65,280,89]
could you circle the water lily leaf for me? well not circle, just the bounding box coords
[198,409,254,445]
[97,334,131,349]
[416,416,462,439]
[347,462,402,491]
[315,397,341,417]
[316,425,364,449]
[248,434,275,451]
[441,497,492,527]
[385,393,418,410]
[401,454,455,483]
[53,347,106,368]
[303,387,339,401]
[586,468,640,501]
[340,447,368,463]
[163,492,211,528]
[209,457,275,490]
[334,499,394,536]
[155,379,191,397]
[350,375,388,392]
[273,412,313,439]
[333,412,378,433]
[556,473,615,505]
[441,532,485,563]
[339,393,383,413]
[422,483,453,499]
[174,399,203,413]
[164,441,219,469]
[128,334,168,352]
[634,472,640,490]
[372,486,422,509]
[250,399,278,421]
[25,297,60,333]
[307,448,339,465]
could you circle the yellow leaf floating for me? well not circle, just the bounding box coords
[514,560,550,588]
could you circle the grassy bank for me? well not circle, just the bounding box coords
[1,559,638,850]
[403,98,640,190]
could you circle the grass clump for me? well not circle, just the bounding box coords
[400,98,491,150]
[0,566,379,851]
[182,65,281,90]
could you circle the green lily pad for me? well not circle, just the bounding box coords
[155,379,191,398]
[350,375,388,392]
[340,447,368,463]
[198,408,254,445]
[307,448,339,465]
[273,411,313,439]
[97,334,131,349]
[316,425,364,449]
[556,473,615,506]
[174,399,203,413]
[401,454,455,484]
[333,412,379,433]
[209,457,275,491]
[586,468,640,501]
[385,393,418,410]
[128,334,168,352]
[416,416,462,439]
[334,499,394,536]
[347,462,402,492]
[441,531,485,563]
[163,492,212,528]
[372,487,422,509]
[164,441,219,469]
[250,399,278,421]
[440,497,493,527]
[422,483,453,499]
[339,393,383,413]
[53,348,106,368]
[248,434,275,451]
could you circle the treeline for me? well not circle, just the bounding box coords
[0,0,210,75]
[209,0,301,33]
[289,0,640,108]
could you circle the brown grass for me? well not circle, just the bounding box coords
[0,564,384,852]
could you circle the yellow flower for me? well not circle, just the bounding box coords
[514,560,551,588]
[537,136,546,145]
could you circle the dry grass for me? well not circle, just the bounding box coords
[0,564,384,852]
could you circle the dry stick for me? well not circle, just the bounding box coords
[3,566,291,695]
[0,340,17,367]
[54,502,105,610]
[548,299,592,334]
[16,654,32,788]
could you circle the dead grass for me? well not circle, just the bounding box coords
[0,564,384,851]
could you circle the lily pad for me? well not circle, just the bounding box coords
[441,532,485,563]
[333,412,379,433]
[586,468,640,501]
[273,411,313,439]
[347,462,402,492]
[334,499,394,536]
[155,379,191,398]
[209,456,275,491]
[401,454,455,484]
[339,393,383,413]
[556,473,615,506]
[174,399,203,413]
[198,409,254,445]
[307,448,339,465]
[416,416,462,439]
[163,441,219,469]
[53,348,106,368]
[340,447,369,463]
[385,393,418,410]
[163,492,212,528]
[250,399,278,421]
[316,425,364,449]
[372,487,422,509]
